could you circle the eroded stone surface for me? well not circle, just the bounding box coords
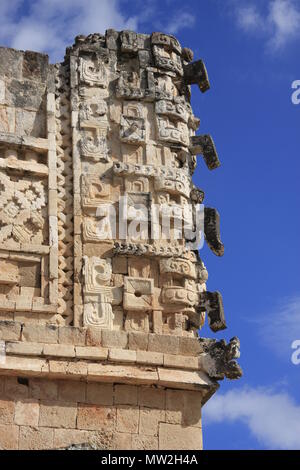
[0,28,224,335]
[0,29,241,450]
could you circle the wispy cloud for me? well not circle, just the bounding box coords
[233,0,300,51]
[203,386,300,449]
[164,12,195,34]
[236,5,265,31]
[0,0,195,62]
[269,0,300,48]
[257,296,300,359]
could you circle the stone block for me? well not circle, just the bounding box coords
[0,424,19,450]
[89,430,115,450]
[136,350,163,366]
[43,343,75,358]
[5,376,29,399]
[112,307,124,330]
[58,326,86,346]
[0,355,47,375]
[166,389,202,428]
[22,50,49,82]
[125,311,150,334]
[102,330,128,349]
[15,108,46,138]
[114,385,138,405]
[83,242,114,257]
[6,341,43,356]
[0,398,15,424]
[0,47,23,79]
[148,334,179,354]
[29,378,58,401]
[128,332,149,351]
[19,426,54,450]
[58,380,86,403]
[48,360,68,376]
[39,401,77,428]
[158,367,212,391]
[112,256,128,274]
[15,296,32,310]
[86,327,102,346]
[132,435,158,450]
[88,362,159,385]
[66,361,88,377]
[86,383,114,406]
[0,321,21,341]
[113,432,132,450]
[15,399,40,426]
[139,387,165,410]
[177,336,203,356]
[75,346,108,360]
[163,353,199,370]
[116,405,139,434]
[77,405,116,431]
[159,423,203,450]
[109,348,136,363]
[22,324,58,344]
[6,79,46,110]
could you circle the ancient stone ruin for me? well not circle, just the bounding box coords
[0,29,241,450]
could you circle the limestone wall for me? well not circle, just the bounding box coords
[0,377,203,450]
[0,46,58,322]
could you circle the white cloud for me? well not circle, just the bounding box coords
[234,0,300,51]
[269,0,300,48]
[236,5,265,31]
[0,0,195,62]
[203,387,300,449]
[164,12,195,34]
[257,296,300,358]
[0,0,138,61]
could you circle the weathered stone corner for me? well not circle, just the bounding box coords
[0,29,241,450]
[199,337,242,380]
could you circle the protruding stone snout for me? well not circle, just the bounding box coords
[190,135,221,170]
[183,59,210,93]
[204,207,224,256]
[198,291,227,332]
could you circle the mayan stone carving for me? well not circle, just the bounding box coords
[0,30,241,451]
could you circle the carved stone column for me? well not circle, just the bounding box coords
[0,30,241,450]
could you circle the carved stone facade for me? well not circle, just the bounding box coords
[0,31,241,450]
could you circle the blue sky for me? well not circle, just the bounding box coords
[1,0,300,450]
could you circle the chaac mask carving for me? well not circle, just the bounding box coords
[0,29,241,374]
[61,29,230,340]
